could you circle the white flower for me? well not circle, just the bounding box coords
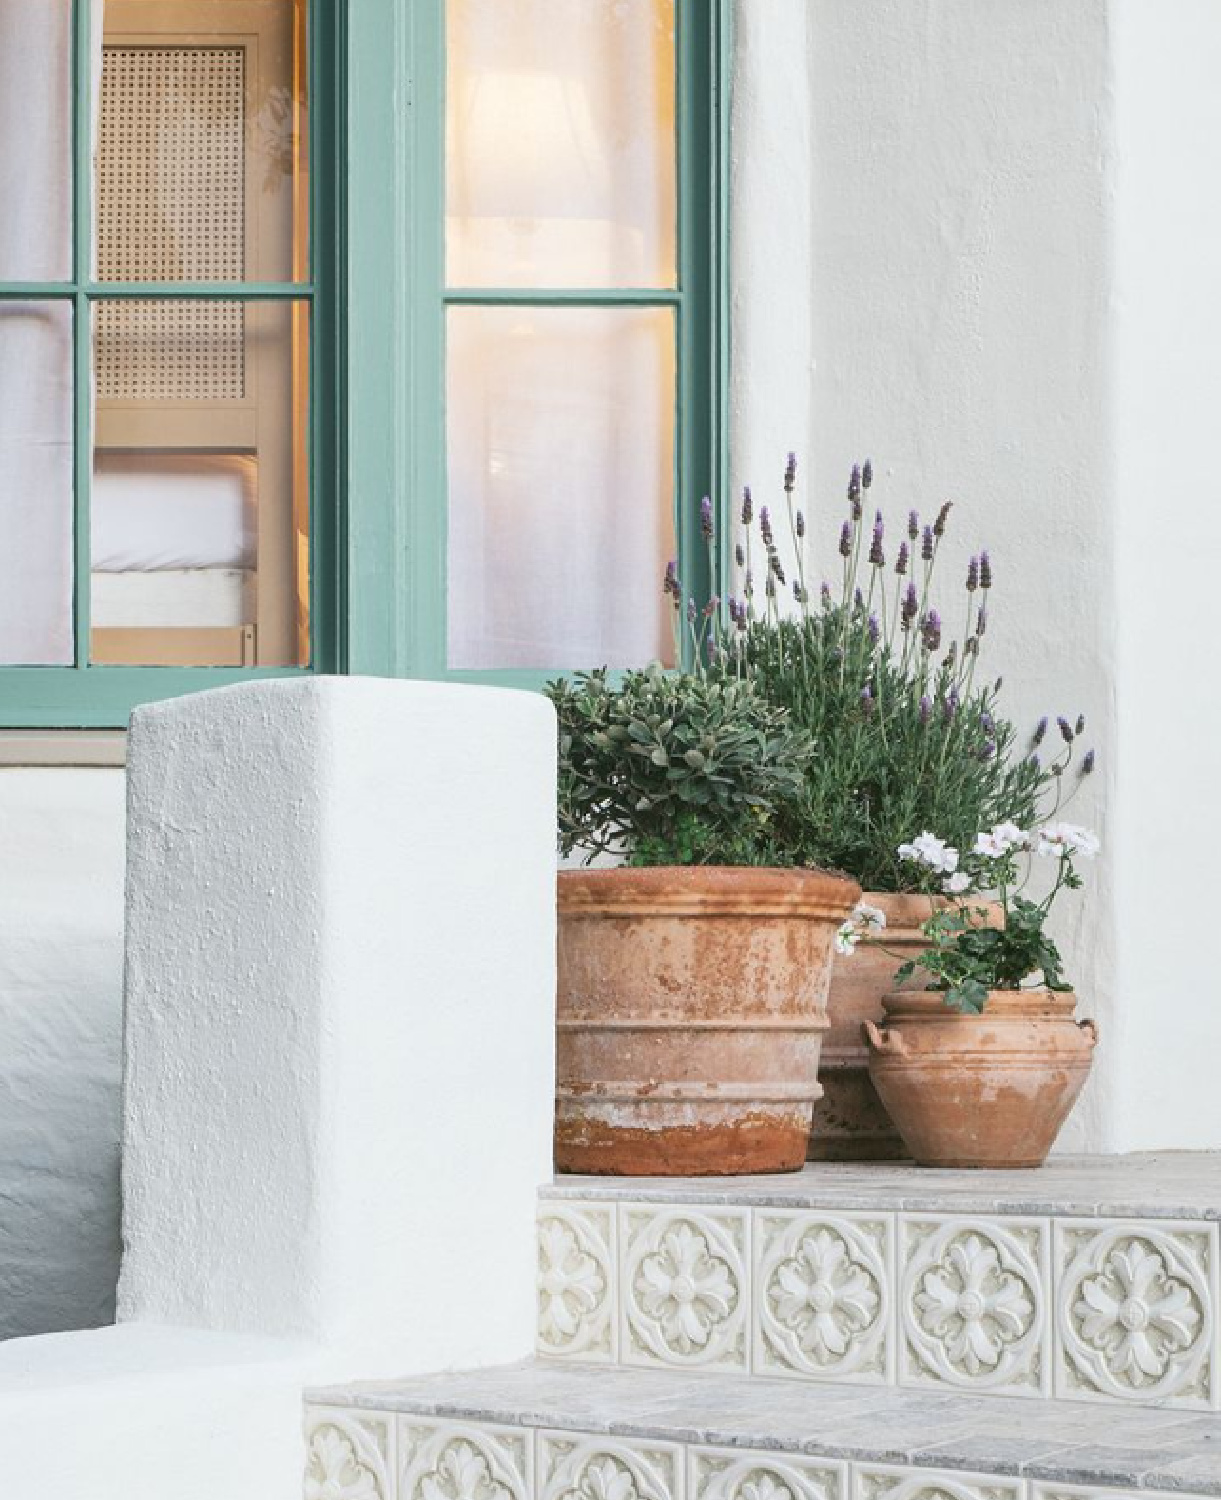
[834,922,860,956]
[943,871,972,895]
[853,902,887,934]
[974,822,1029,859]
[897,832,959,874]
[1036,822,1100,860]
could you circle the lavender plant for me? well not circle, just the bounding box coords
[671,457,1094,891]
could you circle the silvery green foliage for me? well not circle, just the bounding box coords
[548,664,813,867]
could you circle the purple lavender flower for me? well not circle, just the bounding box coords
[862,458,873,490]
[760,506,774,547]
[901,581,919,630]
[741,486,753,526]
[1082,747,1096,774]
[868,518,885,567]
[860,684,875,716]
[735,542,746,569]
[919,695,933,724]
[820,581,832,606]
[1033,715,1048,746]
[1075,713,1086,736]
[795,510,806,539]
[921,525,935,562]
[663,559,681,602]
[980,710,995,735]
[867,613,880,646]
[854,586,865,611]
[934,501,953,537]
[979,739,997,761]
[908,509,920,541]
[966,555,980,592]
[896,540,910,576]
[784,452,798,492]
[699,495,714,542]
[975,602,988,637]
[770,551,787,586]
[838,520,853,559]
[847,465,862,520]
[921,609,942,653]
[1058,715,1074,744]
[979,549,993,589]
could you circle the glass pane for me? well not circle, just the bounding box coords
[447,0,676,288]
[447,305,675,669]
[97,0,309,283]
[0,303,74,665]
[0,2,72,280]
[91,299,310,666]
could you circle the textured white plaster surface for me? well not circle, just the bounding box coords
[0,769,125,1339]
[732,0,1119,1149]
[119,676,558,1377]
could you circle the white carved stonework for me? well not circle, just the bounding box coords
[622,1206,748,1370]
[854,1464,1023,1500]
[1033,1485,1216,1500]
[899,1217,1049,1395]
[537,1202,616,1360]
[692,1445,845,1500]
[755,1212,892,1384]
[1056,1220,1217,1407]
[538,1433,682,1500]
[305,1408,393,1500]
[400,1421,531,1500]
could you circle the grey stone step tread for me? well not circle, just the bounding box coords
[309,1360,1221,1495]
[542,1153,1221,1221]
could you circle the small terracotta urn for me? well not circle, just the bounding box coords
[863,989,1097,1169]
[555,865,861,1176]
[809,894,1002,1161]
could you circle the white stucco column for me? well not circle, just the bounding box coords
[117,676,557,1378]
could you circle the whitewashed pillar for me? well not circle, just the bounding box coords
[118,677,557,1379]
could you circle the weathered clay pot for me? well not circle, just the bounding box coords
[555,865,861,1176]
[863,989,1098,1168]
[809,895,1002,1161]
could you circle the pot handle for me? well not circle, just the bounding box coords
[1078,1017,1100,1047]
[863,1019,907,1057]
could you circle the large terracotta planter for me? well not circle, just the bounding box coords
[809,895,1002,1161]
[555,865,861,1176]
[863,989,1098,1168]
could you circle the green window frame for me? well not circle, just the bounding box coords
[0,0,342,728]
[351,0,731,687]
[0,0,728,727]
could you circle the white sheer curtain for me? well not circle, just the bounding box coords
[0,1,76,664]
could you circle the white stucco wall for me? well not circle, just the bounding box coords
[0,769,125,1339]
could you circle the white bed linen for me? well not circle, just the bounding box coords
[91,567,251,628]
[91,452,256,571]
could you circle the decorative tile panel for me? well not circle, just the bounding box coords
[854,1465,1023,1500]
[306,1407,394,1500]
[692,1446,846,1500]
[537,1202,617,1361]
[621,1205,749,1371]
[1055,1219,1218,1408]
[539,1432,684,1500]
[400,1420,531,1500]
[899,1216,1051,1396]
[754,1211,893,1384]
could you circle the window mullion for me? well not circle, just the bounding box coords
[72,0,93,669]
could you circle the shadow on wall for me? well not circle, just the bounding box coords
[0,768,126,1340]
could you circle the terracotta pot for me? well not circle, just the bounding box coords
[863,988,1098,1168]
[809,895,1002,1162]
[555,865,861,1176]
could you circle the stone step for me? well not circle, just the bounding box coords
[305,1359,1221,1500]
[536,1153,1221,1412]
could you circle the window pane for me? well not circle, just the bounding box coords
[0,2,72,280]
[97,0,309,283]
[447,305,675,669]
[0,303,74,665]
[447,0,676,289]
[91,299,310,666]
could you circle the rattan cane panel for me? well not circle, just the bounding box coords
[96,46,246,401]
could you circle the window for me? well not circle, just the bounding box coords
[0,0,338,726]
[0,0,727,725]
[397,0,729,683]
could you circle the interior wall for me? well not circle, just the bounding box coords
[0,769,125,1338]
[732,0,1120,1150]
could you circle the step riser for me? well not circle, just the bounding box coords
[305,1406,1215,1500]
[536,1200,1220,1410]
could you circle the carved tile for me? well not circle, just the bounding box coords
[754,1210,893,1384]
[621,1204,749,1370]
[854,1464,1023,1500]
[1055,1219,1218,1408]
[306,1406,394,1500]
[537,1202,617,1361]
[1033,1487,1214,1500]
[691,1446,845,1500]
[539,1432,683,1500]
[899,1215,1051,1396]
[400,1419,531,1500]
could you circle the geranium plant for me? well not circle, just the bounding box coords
[864,818,1101,1014]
